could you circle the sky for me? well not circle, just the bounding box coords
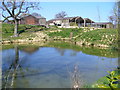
[30,2,115,22]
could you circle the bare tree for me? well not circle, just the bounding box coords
[108,16,115,24]
[108,1,120,28]
[55,11,67,19]
[0,0,40,37]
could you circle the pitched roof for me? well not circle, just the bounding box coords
[20,13,46,19]
[32,13,45,19]
[47,16,84,23]
[48,17,72,22]
[84,18,95,23]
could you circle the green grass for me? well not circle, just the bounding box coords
[46,28,83,38]
[2,23,45,40]
[46,28,118,48]
[76,29,118,47]
[2,24,118,49]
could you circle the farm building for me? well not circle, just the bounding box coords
[92,22,114,28]
[19,13,46,26]
[48,17,114,29]
[47,17,94,28]
[83,18,95,27]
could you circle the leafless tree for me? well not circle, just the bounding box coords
[108,16,114,24]
[108,1,120,27]
[0,0,40,37]
[55,11,67,19]
[118,1,120,26]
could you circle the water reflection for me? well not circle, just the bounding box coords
[21,46,39,54]
[55,48,77,56]
[55,48,66,56]
[3,45,20,88]
[2,45,40,88]
[2,43,118,88]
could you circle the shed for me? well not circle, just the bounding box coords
[93,22,113,28]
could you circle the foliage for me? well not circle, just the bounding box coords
[92,70,120,88]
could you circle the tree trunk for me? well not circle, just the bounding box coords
[84,19,86,27]
[14,19,18,37]
[11,45,19,87]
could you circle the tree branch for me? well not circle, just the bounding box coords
[11,1,16,16]
[2,15,11,22]
[2,1,13,17]
[15,0,25,17]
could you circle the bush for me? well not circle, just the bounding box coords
[92,70,120,88]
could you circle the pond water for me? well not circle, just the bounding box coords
[1,42,118,88]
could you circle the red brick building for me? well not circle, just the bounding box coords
[19,15,39,25]
[19,14,46,26]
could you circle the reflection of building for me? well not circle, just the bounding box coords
[21,47,39,54]
[55,48,65,56]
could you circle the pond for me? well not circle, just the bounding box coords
[1,41,118,88]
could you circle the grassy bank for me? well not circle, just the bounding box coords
[75,29,118,48]
[45,41,118,58]
[2,23,118,49]
[2,41,118,58]
[46,28,118,49]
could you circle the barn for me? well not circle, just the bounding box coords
[92,22,114,28]
[47,16,94,28]
[19,14,46,26]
